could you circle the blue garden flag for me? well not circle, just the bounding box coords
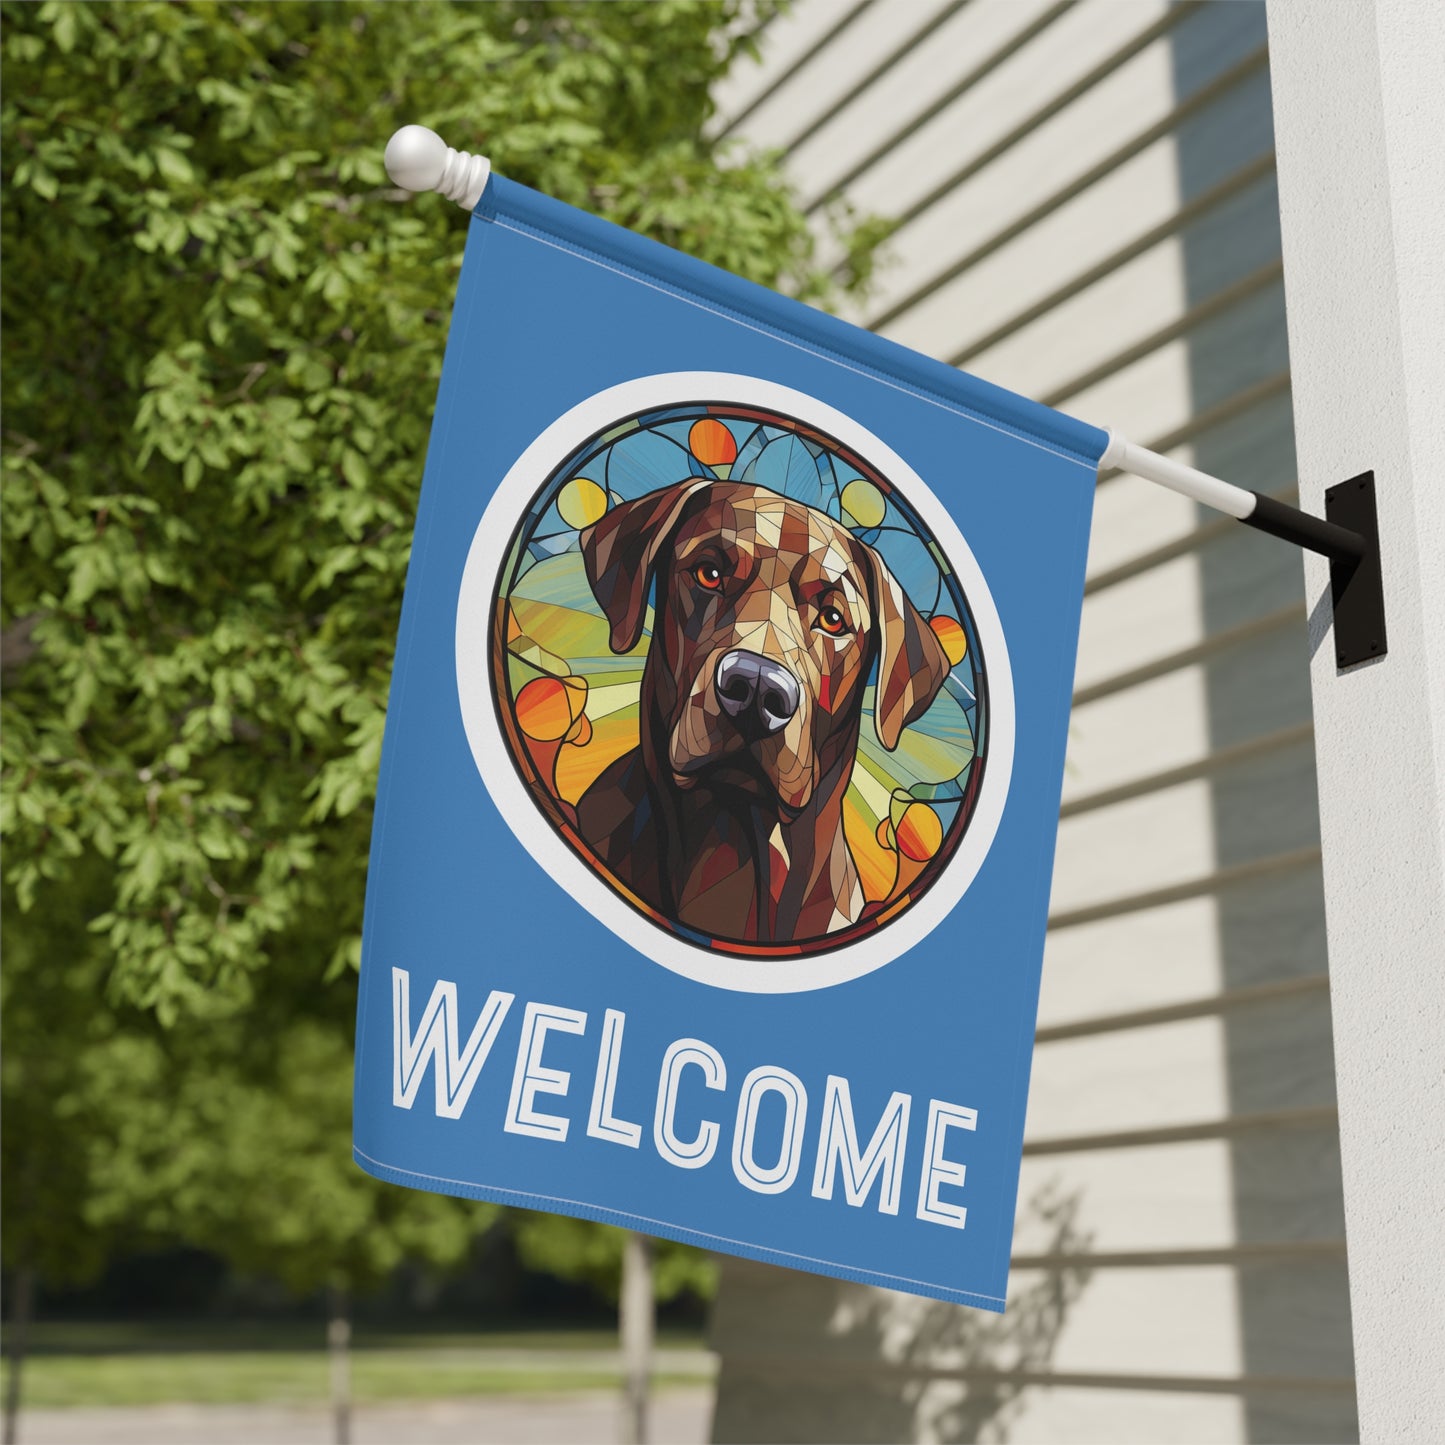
[352,172,1108,1312]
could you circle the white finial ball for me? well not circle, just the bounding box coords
[384,125,448,193]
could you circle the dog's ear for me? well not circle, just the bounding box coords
[860,542,953,752]
[580,480,715,655]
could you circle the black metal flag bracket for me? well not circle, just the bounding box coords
[1100,432,1387,669]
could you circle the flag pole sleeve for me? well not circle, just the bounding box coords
[384,126,491,212]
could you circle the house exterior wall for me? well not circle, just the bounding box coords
[707,4,1357,1440]
[1268,2,1445,1439]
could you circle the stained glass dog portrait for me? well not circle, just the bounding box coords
[491,403,988,963]
[577,480,951,944]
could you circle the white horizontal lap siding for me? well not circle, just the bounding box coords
[1040,893,1222,1020]
[842,1,1176,238]
[707,2,1353,1441]
[1072,547,1205,692]
[1086,473,1212,581]
[718,0,966,155]
[1025,1016,1233,1138]
[952,158,1282,385]
[861,37,1188,344]
[1014,1139,1240,1254]
[1049,776,1218,916]
[787,0,1061,199]
[707,0,880,136]
[946,183,1192,394]
[794,0,1085,223]
[1061,666,1213,803]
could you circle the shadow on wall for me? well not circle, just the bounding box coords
[708,1181,1092,1445]
[1169,3,1358,1442]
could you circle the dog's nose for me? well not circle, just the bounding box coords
[715,650,801,737]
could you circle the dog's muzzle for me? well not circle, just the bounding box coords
[715,650,801,741]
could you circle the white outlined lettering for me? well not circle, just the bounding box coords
[504,1002,587,1142]
[654,1038,726,1168]
[392,967,514,1120]
[916,1099,977,1229]
[811,1076,912,1214]
[588,1008,642,1147]
[732,1065,808,1195]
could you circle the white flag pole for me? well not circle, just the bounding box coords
[378,125,1383,661]
[1099,428,1257,519]
[1100,428,1367,563]
[1099,429,1383,666]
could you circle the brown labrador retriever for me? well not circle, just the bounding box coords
[576,479,951,946]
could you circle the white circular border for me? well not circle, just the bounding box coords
[456,372,1015,993]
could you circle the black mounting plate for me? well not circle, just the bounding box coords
[1326,471,1386,668]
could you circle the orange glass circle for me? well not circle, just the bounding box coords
[689,418,739,467]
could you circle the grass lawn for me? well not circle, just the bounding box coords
[0,1324,714,1409]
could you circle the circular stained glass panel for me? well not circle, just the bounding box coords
[487,397,992,964]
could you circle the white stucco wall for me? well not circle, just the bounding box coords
[1267,2,1445,1439]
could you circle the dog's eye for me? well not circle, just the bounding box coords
[816,604,851,637]
[693,562,724,592]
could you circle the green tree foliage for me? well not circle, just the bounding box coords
[80,1014,490,1296]
[2,0,879,1017]
[0,868,126,1291]
[1,0,882,1306]
[513,1212,718,1306]
[3,903,490,1298]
